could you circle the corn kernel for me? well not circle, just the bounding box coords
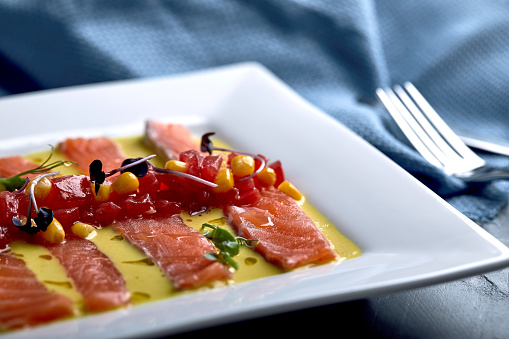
[231,155,255,178]
[278,181,303,201]
[25,177,52,201]
[71,222,97,239]
[165,160,187,173]
[111,172,139,195]
[257,167,277,186]
[91,182,111,202]
[213,168,234,193]
[41,218,65,244]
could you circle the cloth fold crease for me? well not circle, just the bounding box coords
[1,0,508,222]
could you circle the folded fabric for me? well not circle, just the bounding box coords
[0,0,508,223]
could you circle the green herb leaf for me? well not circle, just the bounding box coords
[0,146,76,192]
[0,176,29,192]
[203,252,239,270]
[201,223,259,269]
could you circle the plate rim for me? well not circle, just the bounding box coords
[1,62,508,339]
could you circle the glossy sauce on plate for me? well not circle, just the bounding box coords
[8,135,361,314]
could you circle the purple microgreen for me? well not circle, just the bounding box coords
[200,132,266,182]
[89,159,106,194]
[33,207,53,232]
[12,172,58,234]
[200,132,233,154]
[90,155,156,194]
[11,196,36,234]
[12,217,39,234]
[119,156,153,177]
[29,172,59,215]
[200,132,216,154]
[13,177,29,194]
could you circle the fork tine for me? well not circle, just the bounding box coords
[393,84,460,161]
[375,87,445,169]
[402,82,483,167]
[377,82,486,175]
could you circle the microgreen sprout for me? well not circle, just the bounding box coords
[13,177,30,194]
[201,223,258,269]
[0,146,76,192]
[11,172,59,234]
[89,154,157,194]
[200,132,266,182]
[151,165,218,188]
[90,154,218,193]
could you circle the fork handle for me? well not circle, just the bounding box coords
[456,168,509,182]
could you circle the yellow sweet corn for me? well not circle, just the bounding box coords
[91,182,111,202]
[111,172,139,195]
[41,218,65,244]
[231,155,255,178]
[257,167,277,186]
[277,181,303,201]
[25,177,52,201]
[71,222,97,239]
[165,160,187,173]
[213,167,234,193]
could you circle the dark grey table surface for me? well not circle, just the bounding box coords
[165,205,509,339]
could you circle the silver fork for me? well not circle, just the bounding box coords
[376,82,509,182]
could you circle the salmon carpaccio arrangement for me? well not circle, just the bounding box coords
[0,120,360,332]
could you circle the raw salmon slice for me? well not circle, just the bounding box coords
[0,253,74,330]
[0,155,39,180]
[47,238,131,312]
[58,137,125,176]
[226,187,337,270]
[113,215,232,289]
[142,122,337,270]
[144,120,204,162]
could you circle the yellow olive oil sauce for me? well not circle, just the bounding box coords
[10,135,361,316]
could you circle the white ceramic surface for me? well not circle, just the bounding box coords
[1,62,508,339]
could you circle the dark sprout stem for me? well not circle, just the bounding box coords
[90,154,157,194]
[107,154,156,177]
[149,163,218,188]
[11,172,58,233]
[233,152,265,182]
[13,177,30,193]
[15,146,75,178]
[200,132,266,182]
[29,172,59,214]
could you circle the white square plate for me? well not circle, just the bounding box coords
[1,62,509,339]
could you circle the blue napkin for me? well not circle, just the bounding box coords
[1,1,508,223]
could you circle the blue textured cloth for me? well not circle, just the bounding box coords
[1,1,509,223]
